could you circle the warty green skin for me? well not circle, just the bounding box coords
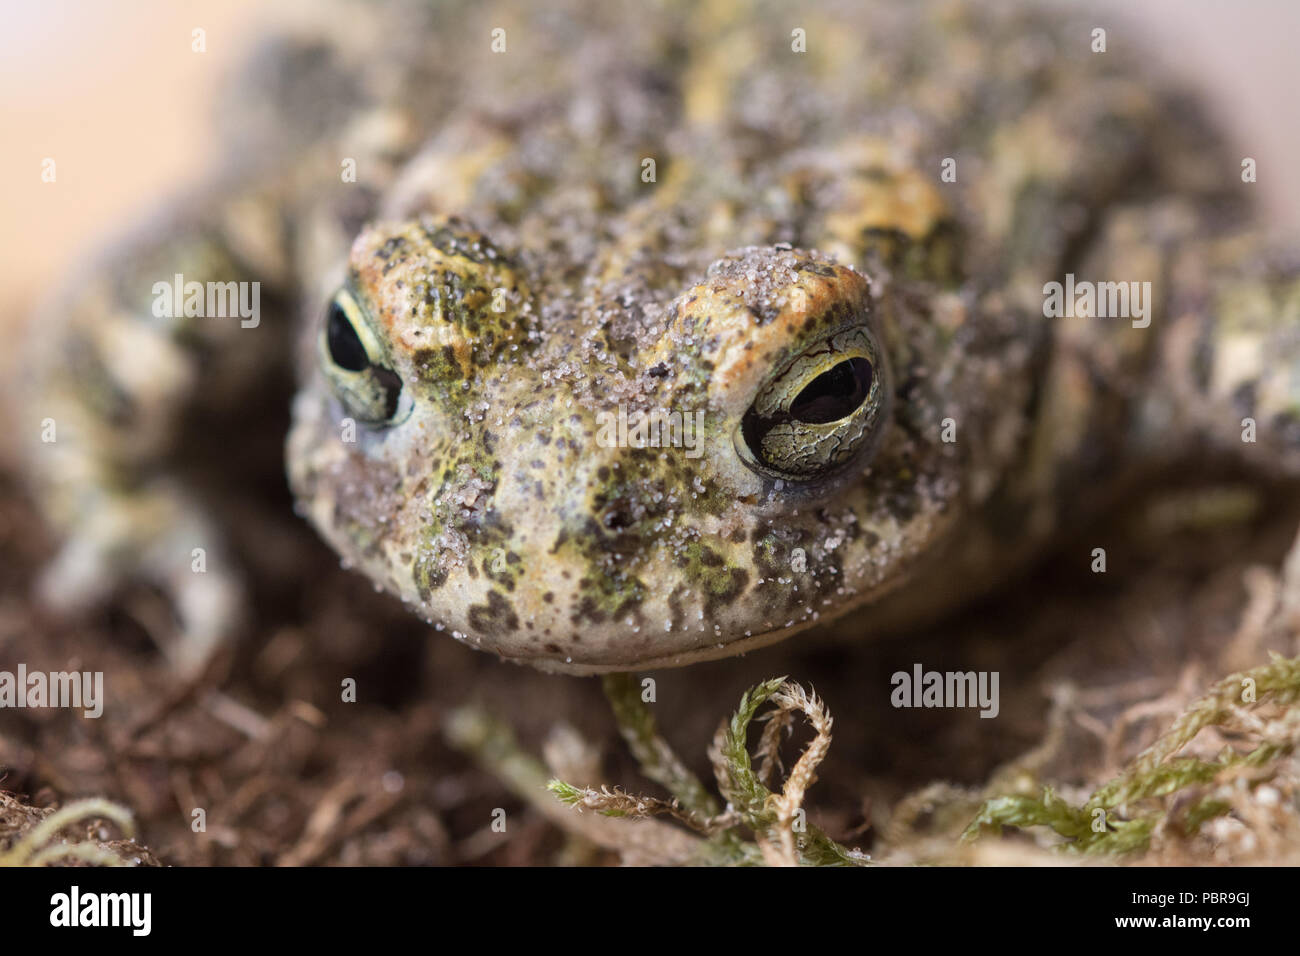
[20,0,1300,674]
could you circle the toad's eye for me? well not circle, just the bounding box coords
[326,297,369,371]
[736,325,890,483]
[319,288,405,424]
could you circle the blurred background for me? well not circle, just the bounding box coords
[1,0,1298,342]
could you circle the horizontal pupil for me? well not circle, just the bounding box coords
[327,300,370,371]
[789,357,872,424]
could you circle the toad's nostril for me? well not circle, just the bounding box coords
[602,507,635,530]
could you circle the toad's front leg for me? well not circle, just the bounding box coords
[21,186,294,673]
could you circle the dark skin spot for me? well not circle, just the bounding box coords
[709,567,750,611]
[575,594,606,625]
[413,559,448,602]
[410,346,463,382]
[697,545,724,567]
[421,220,505,265]
[467,590,520,634]
[797,260,838,278]
[378,236,407,260]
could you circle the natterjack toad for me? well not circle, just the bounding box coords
[21,0,1300,674]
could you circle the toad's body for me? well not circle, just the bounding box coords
[21,0,1300,673]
